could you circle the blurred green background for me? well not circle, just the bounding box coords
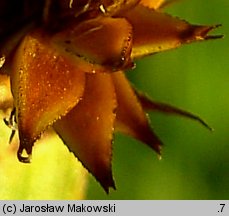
[87,0,229,199]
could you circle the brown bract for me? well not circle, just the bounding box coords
[0,0,221,192]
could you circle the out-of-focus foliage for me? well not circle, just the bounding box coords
[87,0,229,199]
[0,124,88,199]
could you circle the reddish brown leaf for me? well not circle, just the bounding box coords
[121,5,222,59]
[140,0,165,9]
[140,0,178,9]
[104,0,140,15]
[52,17,133,71]
[112,71,162,155]
[11,30,86,162]
[44,0,139,22]
[54,73,117,192]
[136,92,212,131]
